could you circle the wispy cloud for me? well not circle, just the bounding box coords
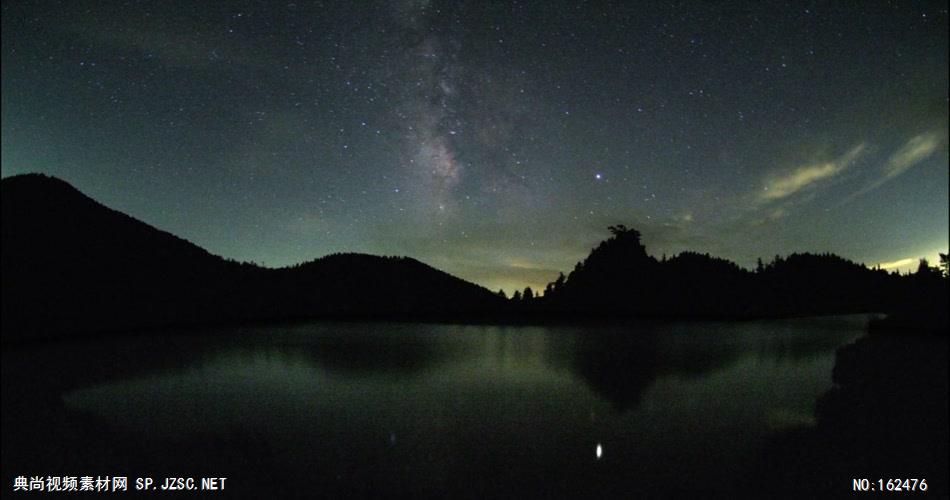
[760,144,866,202]
[71,22,273,72]
[885,132,942,178]
[842,132,942,203]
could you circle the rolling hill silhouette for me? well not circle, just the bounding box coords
[1,174,503,341]
[2,174,946,341]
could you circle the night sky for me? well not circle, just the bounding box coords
[2,1,947,294]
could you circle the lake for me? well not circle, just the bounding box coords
[2,316,872,497]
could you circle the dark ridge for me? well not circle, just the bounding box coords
[758,333,949,497]
[534,225,946,330]
[2,174,946,341]
[1,174,504,341]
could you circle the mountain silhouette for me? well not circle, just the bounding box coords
[3,174,946,341]
[1,174,503,341]
[267,253,508,318]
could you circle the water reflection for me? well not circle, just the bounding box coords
[57,318,866,427]
[3,316,870,497]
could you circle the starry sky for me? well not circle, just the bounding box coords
[2,1,948,294]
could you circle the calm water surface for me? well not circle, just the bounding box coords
[2,316,871,497]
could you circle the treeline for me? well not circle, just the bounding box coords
[2,174,946,340]
[508,225,948,331]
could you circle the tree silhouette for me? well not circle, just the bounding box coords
[916,258,940,278]
[4,176,947,339]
